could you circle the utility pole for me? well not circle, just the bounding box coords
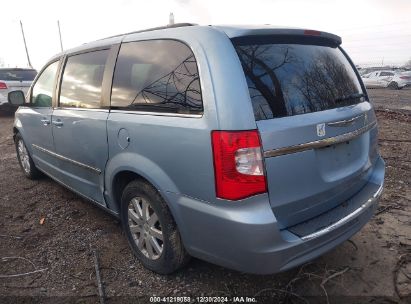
[20,21,33,68]
[169,12,175,26]
[57,20,64,52]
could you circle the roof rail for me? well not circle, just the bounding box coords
[100,23,198,41]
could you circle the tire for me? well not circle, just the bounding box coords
[15,133,42,179]
[388,82,399,90]
[120,180,190,274]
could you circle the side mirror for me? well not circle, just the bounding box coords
[8,90,26,106]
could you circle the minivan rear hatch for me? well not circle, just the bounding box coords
[232,34,379,229]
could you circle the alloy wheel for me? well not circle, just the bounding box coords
[17,139,30,174]
[128,196,164,260]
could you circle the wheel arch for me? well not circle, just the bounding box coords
[13,117,25,141]
[111,170,149,215]
[13,127,19,140]
[105,153,179,215]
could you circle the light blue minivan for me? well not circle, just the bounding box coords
[8,24,385,274]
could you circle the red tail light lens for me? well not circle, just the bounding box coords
[400,76,411,80]
[0,82,7,90]
[211,130,267,200]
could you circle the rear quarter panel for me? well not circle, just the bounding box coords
[105,114,215,210]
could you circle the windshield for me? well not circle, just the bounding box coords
[233,40,365,121]
[0,69,37,81]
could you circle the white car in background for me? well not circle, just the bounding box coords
[0,68,37,111]
[397,71,411,87]
[361,70,410,90]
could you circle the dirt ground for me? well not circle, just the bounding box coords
[0,89,410,304]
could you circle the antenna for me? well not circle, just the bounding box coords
[57,20,64,52]
[19,21,33,68]
[169,12,175,25]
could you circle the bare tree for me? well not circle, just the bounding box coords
[130,55,202,112]
[293,51,360,113]
[235,45,294,118]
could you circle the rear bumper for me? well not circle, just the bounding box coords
[0,93,8,106]
[165,156,385,274]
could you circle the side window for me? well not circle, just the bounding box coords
[111,40,203,114]
[380,71,393,77]
[59,50,109,108]
[31,61,59,107]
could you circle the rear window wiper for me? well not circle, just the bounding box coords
[335,93,366,103]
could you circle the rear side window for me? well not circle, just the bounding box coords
[0,69,37,81]
[380,71,394,76]
[59,50,109,108]
[233,40,364,120]
[111,39,202,114]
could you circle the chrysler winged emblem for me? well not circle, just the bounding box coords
[317,123,326,137]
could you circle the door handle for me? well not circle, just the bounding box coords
[41,119,50,126]
[53,120,64,127]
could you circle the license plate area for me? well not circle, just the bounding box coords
[316,135,368,182]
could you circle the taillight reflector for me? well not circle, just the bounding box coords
[211,130,267,200]
[0,82,7,90]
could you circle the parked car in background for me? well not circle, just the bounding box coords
[397,71,411,87]
[361,70,408,89]
[0,68,37,111]
[7,24,384,274]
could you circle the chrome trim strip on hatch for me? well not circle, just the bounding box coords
[263,120,377,158]
[300,183,384,241]
[32,144,101,174]
[327,114,364,127]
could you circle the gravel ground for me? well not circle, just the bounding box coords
[368,87,411,112]
[0,89,410,303]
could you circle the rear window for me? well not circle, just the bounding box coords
[0,69,37,81]
[233,38,364,120]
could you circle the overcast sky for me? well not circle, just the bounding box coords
[0,0,410,69]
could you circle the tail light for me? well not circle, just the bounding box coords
[211,130,267,200]
[0,82,7,90]
[400,76,411,80]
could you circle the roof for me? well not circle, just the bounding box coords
[50,24,342,60]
